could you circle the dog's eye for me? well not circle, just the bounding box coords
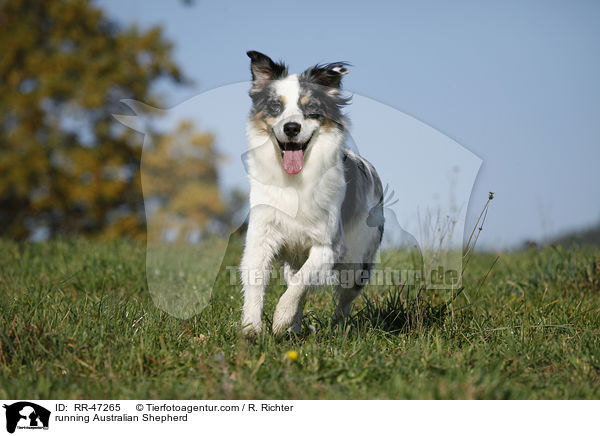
[267,100,283,116]
[307,110,324,121]
[303,103,322,120]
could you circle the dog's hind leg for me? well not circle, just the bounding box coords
[333,263,372,323]
[273,245,336,335]
[333,285,363,323]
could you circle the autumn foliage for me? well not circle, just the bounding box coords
[0,0,230,240]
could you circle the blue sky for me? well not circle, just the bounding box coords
[100,0,600,249]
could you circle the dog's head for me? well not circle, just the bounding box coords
[246,50,350,174]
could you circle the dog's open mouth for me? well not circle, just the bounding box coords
[276,135,313,175]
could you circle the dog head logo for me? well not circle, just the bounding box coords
[114,52,482,319]
[3,402,50,434]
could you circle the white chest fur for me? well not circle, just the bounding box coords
[246,123,346,250]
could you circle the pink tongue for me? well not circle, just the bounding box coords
[282,150,303,174]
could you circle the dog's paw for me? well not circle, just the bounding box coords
[272,297,298,335]
[272,312,295,335]
[241,321,262,339]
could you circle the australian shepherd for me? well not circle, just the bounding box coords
[241,51,384,335]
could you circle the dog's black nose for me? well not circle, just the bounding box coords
[283,122,301,138]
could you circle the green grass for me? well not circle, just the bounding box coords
[1,238,599,399]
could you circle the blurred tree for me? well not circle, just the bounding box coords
[142,121,231,243]
[0,0,189,240]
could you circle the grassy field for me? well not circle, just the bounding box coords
[1,238,599,399]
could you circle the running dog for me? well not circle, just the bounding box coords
[241,51,384,335]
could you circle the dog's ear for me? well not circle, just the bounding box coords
[247,51,287,89]
[301,62,350,93]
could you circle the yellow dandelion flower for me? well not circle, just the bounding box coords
[286,350,299,361]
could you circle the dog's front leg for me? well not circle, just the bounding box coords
[240,220,282,337]
[272,245,336,335]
